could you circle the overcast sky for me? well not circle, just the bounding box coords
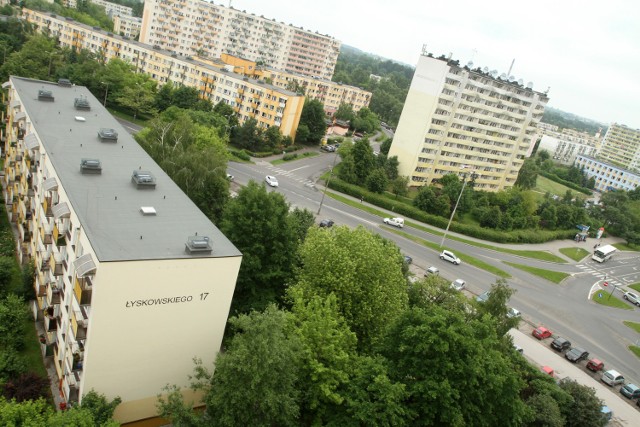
[226,0,639,130]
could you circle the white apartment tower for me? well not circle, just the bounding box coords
[140,0,341,80]
[2,77,242,424]
[389,54,549,191]
[598,123,640,173]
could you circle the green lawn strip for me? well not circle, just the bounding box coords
[614,242,640,252]
[629,283,640,292]
[629,346,640,359]
[106,108,149,127]
[591,291,633,310]
[325,192,566,263]
[384,227,511,279]
[503,261,570,284]
[270,152,319,165]
[559,247,590,262]
[623,321,640,333]
[21,316,48,377]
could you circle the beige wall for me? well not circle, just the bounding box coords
[83,256,241,423]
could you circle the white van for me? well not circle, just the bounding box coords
[440,250,461,265]
[601,369,624,386]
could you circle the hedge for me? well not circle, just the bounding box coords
[327,178,577,244]
[539,171,592,195]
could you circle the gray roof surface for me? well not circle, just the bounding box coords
[11,76,241,262]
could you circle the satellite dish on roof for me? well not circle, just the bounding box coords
[508,75,515,82]
[499,73,507,79]
[490,70,498,77]
[482,66,489,73]
[467,61,474,68]
[526,81,533,89]
[517,78,523,85]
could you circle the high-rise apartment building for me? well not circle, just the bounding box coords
[389,53,549,191]
[113,14,142,39]
[597,123,640,173]
[22,9,305,139]
[2,76,242,424]
[139,0,341,80]
[536,128,601,165]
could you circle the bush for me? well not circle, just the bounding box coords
[0,349,27,382]
[3,372,50,402]
[282,153,298,161]
[229,150,251,161]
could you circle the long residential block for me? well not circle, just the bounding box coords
[2,76,242,424]
[598,123,640,173]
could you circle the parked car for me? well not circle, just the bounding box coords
[226,173,234,181]
[451,279,466,291]
[620,383,640,399]
[403,255,413,265]
[383,217,404,228]
[623,291,640,306]
[440,250,461,265]
[565,347,589,363]
[532,327,552,340]
[424,266,439,276]
[321,144,335,152]
[265,175,279,187]
[550,337,572,352]
[319,219,334,228]
[513,344,523,354]
[601,370,625,386]
[506,307,521,319]
[541,366,555,377]
[586,358,605,372]
[476,291,490,303]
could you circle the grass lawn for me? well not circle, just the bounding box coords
[629,345,640,359]
[559,247,590,262]
[21,317,48,377]
[623,321,640,334]
[326,192,567,263]
[271,152,319,165]
[592,291,633,310]
[503,261,570,284]
[630,283,640,292]
[614,242,640,252]
[106,108,149,127]
[534,175,587,200]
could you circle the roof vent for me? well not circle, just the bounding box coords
[185,235,212,254]
[80,158,102,174]
[58,78,72,87]
[131,170,156,188]
[98,128,118,142]
[74,97,91,110]
[153,45,161,50]
[38,90,55,102]
[140,206,157,216]
[75,116,86,122]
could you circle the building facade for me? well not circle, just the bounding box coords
[89,0,133,17]
[2,76,242,424]
[113,14,142,40]
[139,0,341,80]
[597,123,640,173]
[23,9,305,139]
[388,53,548,192]
[575,155,640,192]
[537,128,601,165]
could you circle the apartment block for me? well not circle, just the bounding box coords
[537,128,601,165]
[22,9,305,139]
[598,123,640,173]
[113,14,142,39]
[388,53,548,192]
[2,76,242,423]
[575,155,640,192]
[139,0,341,80]
[89,0,133,17]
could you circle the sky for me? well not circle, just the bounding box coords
[226,0,640,129]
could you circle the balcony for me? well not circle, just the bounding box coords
[74,276,92,306]
[53,224,67,247]
[40,226,52,245]
[50,253,64,276]
[46,283,61,305]
[42,198,53,217]
[44,310,58,332]
[71,307,89,340]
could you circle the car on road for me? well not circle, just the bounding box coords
[586,358,604,372]
[451,279,466,291]
[424,266,439,276]
[623,291,640,306]
[403,255,413,265]
[476,291,490,303]
[383,217,404,228]
[532,327,552,340]
[319,219,334,228]
[601,370,625,386]
[620,383,640,399]
[321,144,336,152]
[440,250,461,265]
[226,173,234,181]
[507,307,521,319]
[513,344,523,354]
[541,366,555,377]
[565,347,589,363]
[265,175,279,187]
[550,337,572,352]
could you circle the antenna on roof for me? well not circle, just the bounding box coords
[421,44,428,56]
[507,58,515,77]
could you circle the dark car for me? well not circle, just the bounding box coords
[403,255,413,265]
[319,219,334,228]
[620,383,640,399]
[565,347,589,363]
[550,337,572,352]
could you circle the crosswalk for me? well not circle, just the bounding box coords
[255,161,318,188]
[576,264,623,288]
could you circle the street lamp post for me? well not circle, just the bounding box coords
[317,150,339,216]
[101,82,109,107]
[47,52,55,78]
[439,168,477,248]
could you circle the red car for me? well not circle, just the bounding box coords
[586,358,604,372]
[532,327,552,340]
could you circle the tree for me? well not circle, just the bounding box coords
[79,390,122,426]
[366,168,388,193]
[290,226,408,351]
[297,98,326,144]
[557,379,607,427]
[350,138,376,183]
[516,158,539,189]
[0,397,118,426]
[0,294,27,350]
[413,186,437,212]
[524,393,564,427]
[263,125,282,149]
[333,103,355,122]
[0,257,15,293]
[474,278,520,336]
[384,155,399,180]
[0,348,27,382]
[379,137,392,156]
[117,80,157,119]
[0,35,59,81]
[390,176,409,198]
[220,181,299,313]
[231,118,262,150]
[288,207,315,244]
[2,372,49,402]
[433,194,451,217]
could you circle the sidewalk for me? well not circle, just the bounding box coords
[510,329,637,426]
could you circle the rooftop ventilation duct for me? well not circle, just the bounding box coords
[98,128,118,142]
[80,158,102,174]
[38,90,55,102]
[74,98,91,110]
[185,235,212,254]
[58,79,72,87]
[131,170,156,188]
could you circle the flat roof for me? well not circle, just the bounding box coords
[10,76,241,262]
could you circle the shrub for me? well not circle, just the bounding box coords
[282,153,298,161]
[229,150,251,161]
[0,348,27,382]
[3,372,50,402]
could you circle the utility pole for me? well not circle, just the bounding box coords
[317,151,339,216]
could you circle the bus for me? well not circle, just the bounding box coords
[592,244,617,263]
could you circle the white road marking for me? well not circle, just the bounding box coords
[289,165,310,173]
